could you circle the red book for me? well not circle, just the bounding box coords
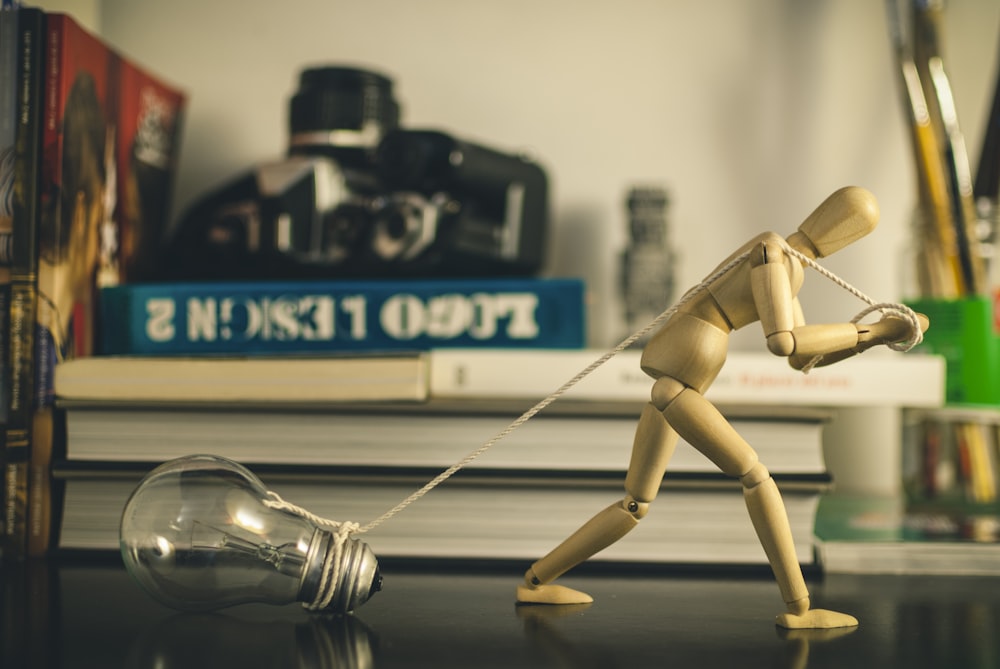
[22,12,186,555]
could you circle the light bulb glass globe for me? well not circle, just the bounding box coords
[120,454,381,613]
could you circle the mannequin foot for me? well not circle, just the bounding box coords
[516,583,594,605]
[776,608,859,629]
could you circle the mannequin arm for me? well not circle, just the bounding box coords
[788,312,929,370]
[749,238,798,355]
[747,233,927,368]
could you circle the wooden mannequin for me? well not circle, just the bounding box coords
[516,186,928,629]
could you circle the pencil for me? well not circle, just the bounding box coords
[912,0,985,295]
[885,0,964,297]
[927,56,986,294]
[974,19,1000,205]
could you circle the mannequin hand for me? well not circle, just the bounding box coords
[856,312,928,350]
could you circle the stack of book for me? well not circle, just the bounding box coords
[50,347,946,569]
[0,7,187,559]
[812,404,1000,575]
[813,491,1000,576]
[903,406,1000,509]
[814,405,1000,576]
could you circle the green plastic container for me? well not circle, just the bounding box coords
[905,297,1000,406]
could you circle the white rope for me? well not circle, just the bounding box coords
[782,245,923,371]
[264,239,925,544]
[353,247,754,534]
[263,491,360,611]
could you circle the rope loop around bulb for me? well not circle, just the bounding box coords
[263,491,360,611]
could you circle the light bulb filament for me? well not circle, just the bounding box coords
[254,542,292,570]
[192,521,303,572]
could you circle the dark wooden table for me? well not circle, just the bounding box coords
[5,558,998,668]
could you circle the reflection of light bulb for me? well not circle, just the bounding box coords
[120,455,381,613]
[126,612,377,669]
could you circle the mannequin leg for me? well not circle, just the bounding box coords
[741,464,810,609]
[657,381,858,628]
[517,404,679,604]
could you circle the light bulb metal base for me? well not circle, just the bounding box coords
[301,528,382,614]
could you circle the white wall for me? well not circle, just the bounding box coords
[53,0,1000,492]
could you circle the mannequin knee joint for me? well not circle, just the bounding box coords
[740,462,771,489]
[623,496,650,519]
[650,377,685,411]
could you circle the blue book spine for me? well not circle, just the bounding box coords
[99,278,586,355]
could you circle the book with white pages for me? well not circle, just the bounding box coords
[59,401,833,478]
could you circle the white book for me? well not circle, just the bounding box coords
[54,349,943,409]
[54,354,429,403]
[62,403,831,475]
[428,349,946,408]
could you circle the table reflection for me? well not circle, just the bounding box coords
[5,561,1000,669]
[517,601,859,669]
[125,612,377,669]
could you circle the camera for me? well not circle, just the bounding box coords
[162,66,549,280]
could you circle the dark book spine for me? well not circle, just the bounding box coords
[0,15,12,499]
[3,7,45,560]
[0,4,18,548]
[26,11,62,558]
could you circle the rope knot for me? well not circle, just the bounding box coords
[262,490,363,611]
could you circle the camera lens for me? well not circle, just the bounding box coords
[289,66,400,157]
[371,193,439,262]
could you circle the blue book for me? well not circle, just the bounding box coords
[98,277,586,355]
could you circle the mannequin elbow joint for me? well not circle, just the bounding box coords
[767,332,795,356]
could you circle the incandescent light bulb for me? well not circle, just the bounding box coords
[120,454,381,614]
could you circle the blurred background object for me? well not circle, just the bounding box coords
[72,0,998,348]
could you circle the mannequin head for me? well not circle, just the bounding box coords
[787,186,879,259]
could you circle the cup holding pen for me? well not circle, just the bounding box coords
[902,294,1000,406]
[902,202,1000,406]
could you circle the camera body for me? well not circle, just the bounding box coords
[164,67,549,280]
